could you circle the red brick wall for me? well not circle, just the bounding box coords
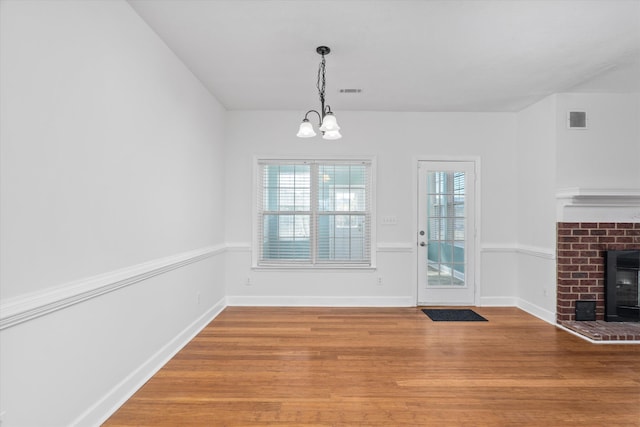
[556,222,640,322]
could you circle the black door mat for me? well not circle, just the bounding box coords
[422,309,488,322]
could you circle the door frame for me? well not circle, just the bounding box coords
[412,156,481,306]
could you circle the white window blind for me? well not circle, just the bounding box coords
[257,159,372,267]
[427,171,466,243]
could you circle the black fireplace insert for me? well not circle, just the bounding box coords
[605,250,640,322]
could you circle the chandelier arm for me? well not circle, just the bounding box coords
[303,109,323,127]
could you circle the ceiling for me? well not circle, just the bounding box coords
[128,0,640,112]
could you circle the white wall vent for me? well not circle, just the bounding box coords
[568,111,588,129]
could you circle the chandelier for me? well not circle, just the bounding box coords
[296,46,342,140]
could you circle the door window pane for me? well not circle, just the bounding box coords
[426,171,465,286]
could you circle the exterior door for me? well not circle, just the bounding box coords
[417,161,476,305]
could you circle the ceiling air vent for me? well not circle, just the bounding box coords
[568,111,587,129]
[339,89,362,94]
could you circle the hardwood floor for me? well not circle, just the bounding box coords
[104,307,640,426]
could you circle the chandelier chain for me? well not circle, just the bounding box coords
[317,54,326,110]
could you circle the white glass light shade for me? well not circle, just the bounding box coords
[319,113,340,132]
[296,120,316,138]
[322,129,342,140]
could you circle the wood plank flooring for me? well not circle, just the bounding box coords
[104,307,640,426]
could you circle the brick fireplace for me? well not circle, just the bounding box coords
[556,222,640,322]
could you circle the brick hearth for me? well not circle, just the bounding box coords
[556,222,640,322]
[560,320,640,341]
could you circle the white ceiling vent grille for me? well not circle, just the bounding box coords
[339,89,362,94]
[568,111,588,129]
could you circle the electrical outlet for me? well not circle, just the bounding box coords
[377,276,383,286]
[245,277,252,286]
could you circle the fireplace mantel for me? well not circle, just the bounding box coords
[556,187,640,222]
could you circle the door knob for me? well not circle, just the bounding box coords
[420,242,426,247]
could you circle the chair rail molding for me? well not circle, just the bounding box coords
[377,242,414,253]
[481,243,555,260]
[0,244,226,330]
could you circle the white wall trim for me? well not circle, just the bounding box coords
[226,296,415,307]
[481,243,517,253]
[516,298,556,325]
[556,187,640,222]
[377,242,414,253]
[74,297,227,427]
[479,296,518,306]
[225,242,252,252]
[0,245,226,330]
[556,187,640,201]
[481,243,555,260]
[516,244,556,260]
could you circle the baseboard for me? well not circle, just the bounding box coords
[463,296,557,329]
[73,297,227,427]
[479,296,518,306]
[482,296,556,325]
[226,295,415,307]
[516,298,556,325]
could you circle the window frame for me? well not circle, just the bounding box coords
[252,155,376,270]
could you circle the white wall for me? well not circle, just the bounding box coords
[224,111,519,306]
[512,91,640,323]
[0,1,226,425]
[4,2,636,425]
[556,93,640,189]
[514,95,558,321]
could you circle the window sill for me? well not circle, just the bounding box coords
[252,264,376,272]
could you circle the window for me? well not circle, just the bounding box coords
[426,171,466,282]
[256,159,373,267]
[427,171,465,242]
